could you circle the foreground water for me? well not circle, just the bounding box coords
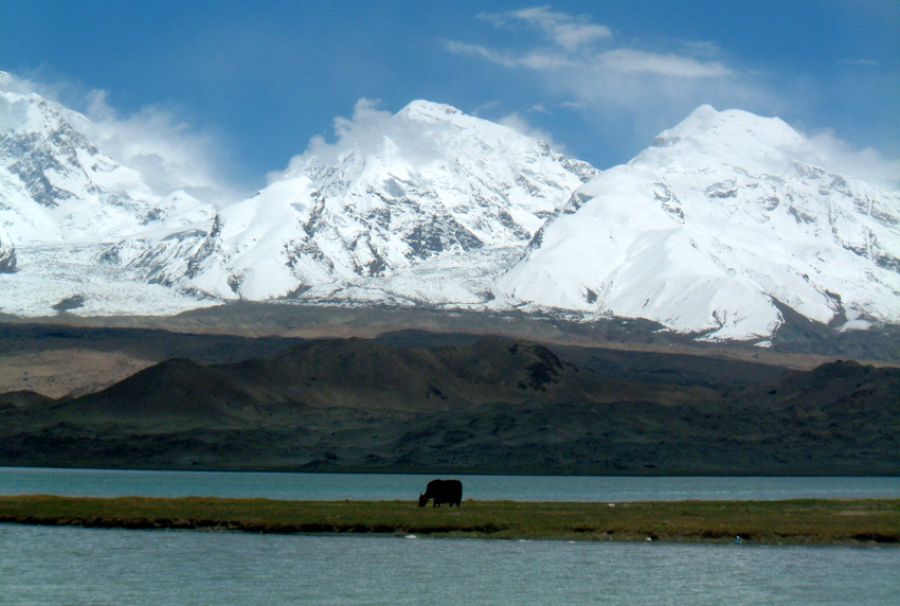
[4,469,898,604]
[3,467,899,501]
[2,524,898,605]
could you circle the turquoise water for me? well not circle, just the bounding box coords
[2,524,898,605]
[3,469,898,604]
[2,467,899,501]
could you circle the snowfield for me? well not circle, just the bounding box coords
[494,106,900,340]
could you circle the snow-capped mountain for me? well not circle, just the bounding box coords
[118,100,594,302]
[0,72,219,316]
[0,70,897,343]
[494,105,900,341]
[0,73,213,245]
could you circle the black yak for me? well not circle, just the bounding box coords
[418,479,463,507]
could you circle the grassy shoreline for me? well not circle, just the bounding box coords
[2,495,898,545]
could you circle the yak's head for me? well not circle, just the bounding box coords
[418,493,429,507]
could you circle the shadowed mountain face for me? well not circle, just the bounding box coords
[233,337,619,409]
[1,337,897,475]
[39,338,645,427]
[57,359,258,425]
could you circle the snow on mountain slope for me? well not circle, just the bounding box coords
[0,72,218,315]
[123,100,594,301]
[0,73,214,245]
[494,105,900,340]
[1,74,897,342]
[0,224,15,272]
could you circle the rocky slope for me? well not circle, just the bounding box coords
[0,73,212,245]
[0,224,15,272]
[113,99,594,303]
[0,72,218,316]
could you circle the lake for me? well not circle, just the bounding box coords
[4,468,898,604]
[3,524,898,605]
[2,467,899,502]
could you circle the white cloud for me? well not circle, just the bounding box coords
[804,129,900,191]
[479,6,612,51]
[445,41,571,70]
[446,6,752,118]
[82,90,241,206]
[470,99,501,116]
[674,39,724,58]
[448,40,732,79]
[274,98,444,181]
[498,112,566,152]
[330,97,394,144]
[596,49,732,78]
[274,99,570,183]
[447,6,781,152]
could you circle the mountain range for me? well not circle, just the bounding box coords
[1,71,898,343]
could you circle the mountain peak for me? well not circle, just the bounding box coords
[653,104,804,154]
[0,75,215,247]
[139,98,594,301]
[497,106,900,341]
[2,89,897,345]
[397,99,464,121]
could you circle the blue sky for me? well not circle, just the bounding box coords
[2,1,898,200]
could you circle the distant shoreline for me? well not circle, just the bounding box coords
[2,495,897,546]
[1,463,898,477]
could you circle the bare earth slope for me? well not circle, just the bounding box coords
[2,335,897,475]
[1,299,897,399]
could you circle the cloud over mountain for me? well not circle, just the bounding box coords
[0,71,241,208]
[446,5,779,149]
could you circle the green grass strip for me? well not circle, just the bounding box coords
[1,496,898,545]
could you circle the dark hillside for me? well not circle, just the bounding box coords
[55,359,262,428]
[1,336,897,475]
